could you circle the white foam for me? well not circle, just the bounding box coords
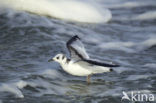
[0,8,56,28]
[0,0,112,23]
[98,41,135,52]
[101,0,156,9]
[141,37,156,47]
[97,36,156,52]
[0,80,37,98]
[15,80,28,89]
[134,11,156,20]
[0,83,24,98]
[99,42,135,48]
[115,67,131,74]
[111,2,145,8]
[144,63,156,68]
[126,75,149,81]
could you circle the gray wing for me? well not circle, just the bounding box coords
[66,35,89,61]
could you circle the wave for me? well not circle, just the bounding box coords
[0,80,37,98]
[98,41,135,52]
[133,11,156,20]
[126,75,149,81]
[0,0,112,23]
[144,63,156,68]
[96,36,156,53]
[0,81,26,98]
[101,0,156,8]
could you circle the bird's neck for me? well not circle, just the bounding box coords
[60,57,70,65]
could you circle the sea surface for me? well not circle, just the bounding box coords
[0,0,156,103]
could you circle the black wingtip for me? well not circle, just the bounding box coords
[114,64,120,67]
[110,62,120,67]
[72,35,80,40]
[67,35,80,46]
[111,64,120,67]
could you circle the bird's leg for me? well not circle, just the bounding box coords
[87,74,91,84]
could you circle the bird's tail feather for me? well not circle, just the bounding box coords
[91,67,112,74]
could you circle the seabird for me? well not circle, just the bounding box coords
[48,35,119,84]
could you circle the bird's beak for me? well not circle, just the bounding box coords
[48,58,53,62]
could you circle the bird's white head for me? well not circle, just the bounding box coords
[48,53,67,64]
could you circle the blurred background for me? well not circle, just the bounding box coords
[0,0,156,103]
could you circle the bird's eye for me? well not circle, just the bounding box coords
[56,57,59,59]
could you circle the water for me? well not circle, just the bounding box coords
[0,0,156,103]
